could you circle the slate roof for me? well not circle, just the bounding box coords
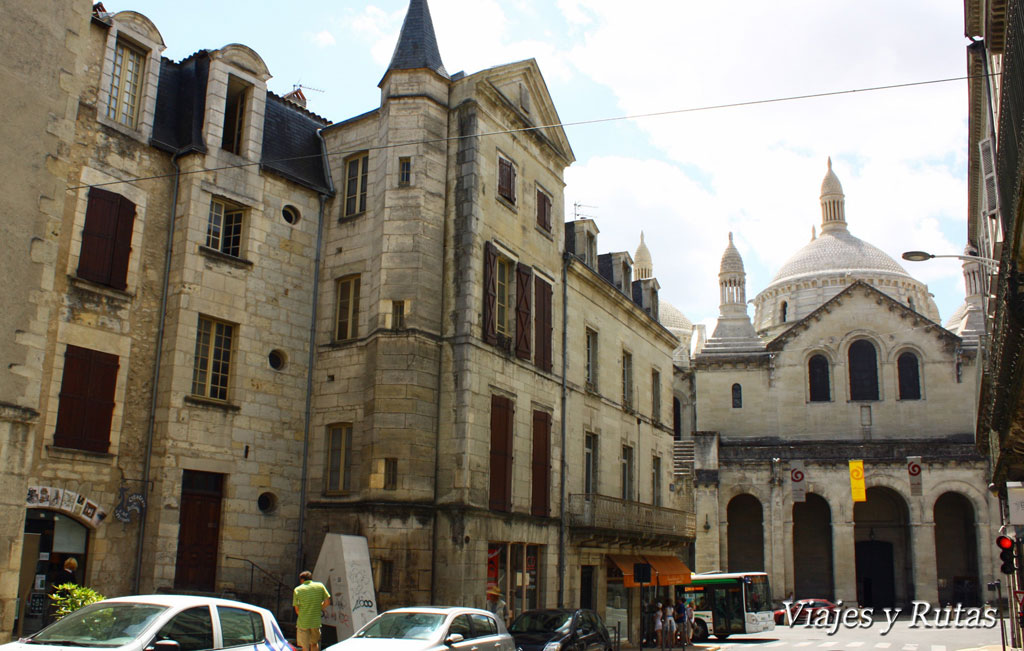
[382,0,449,82]
[261,93,331,194]
[151,52,210,155]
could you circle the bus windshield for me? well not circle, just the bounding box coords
[744,575,771,613]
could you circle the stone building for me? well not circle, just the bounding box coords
[690,162,997,608]
[0,0,694,644]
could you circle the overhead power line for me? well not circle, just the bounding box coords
[67,73,988,192]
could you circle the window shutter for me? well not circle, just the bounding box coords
[483,242,498,345]
[536,189,551,230]
[489,395,514,511]
[980,138,999,216]
[535,277,552,372]
[54,345,118,453]
[109,194,137,289]
[531,410,551,517]
[515,263,532,359]
[78,188,119,285]
[498,158,512,201]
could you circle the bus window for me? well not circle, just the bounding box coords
[744,575,771,614]
[682,585,707,612]
[711,584,744,635]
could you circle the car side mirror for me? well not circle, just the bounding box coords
[444,633,464,645]
[147,641,181,651]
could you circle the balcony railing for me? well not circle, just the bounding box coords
[567,493,696,539]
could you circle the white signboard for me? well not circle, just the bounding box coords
[1008,483,1024,526]
[790,461,806,503]
[314,534,378,640]
[907,456,923,497]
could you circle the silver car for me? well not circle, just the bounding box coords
[324,606,514,651]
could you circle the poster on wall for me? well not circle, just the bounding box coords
[26,486,106,526]
[790,461,806,503]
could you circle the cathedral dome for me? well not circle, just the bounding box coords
[769,229,911,285]
[659,301,692,332]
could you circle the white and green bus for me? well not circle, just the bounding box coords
[679,571,774,640]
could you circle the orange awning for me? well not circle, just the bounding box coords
[608,554,647,588]
[643,555,692,587]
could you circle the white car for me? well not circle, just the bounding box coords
[3,594,293,651]
[324,606,515,651]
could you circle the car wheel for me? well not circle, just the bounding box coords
[694,619,709,642]
[715,633,731,640]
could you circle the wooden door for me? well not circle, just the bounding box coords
[175,471,223,591]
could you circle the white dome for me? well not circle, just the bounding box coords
[659,301,692,332]
[768,229,911,286]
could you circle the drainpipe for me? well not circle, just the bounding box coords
[558,251,570,607]
[134,147,188,594]
[297,130,334,577]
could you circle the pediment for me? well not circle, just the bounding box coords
[214,44,271,81]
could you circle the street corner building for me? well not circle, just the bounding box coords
[0,0,695,646]
[685,160,998,609]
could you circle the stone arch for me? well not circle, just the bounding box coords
[727,493,764,572]
[215,44,272,81]
[895,348,923,400]
[847,338,880,401]
[111,11,166,48]
[793,493,833,599]
[807,352,832,402]
[933,492,980,605]
[854,486,911,608]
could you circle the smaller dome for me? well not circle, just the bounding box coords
[720,233,744,275]
[659,301,692,332]
[820,157,844,198]
[634,231,653,278]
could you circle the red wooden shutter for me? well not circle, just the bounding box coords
[79,188,135,289]
[534,277,552,372]
[515,263,532,359]
[489,395,514,511]
[109,195,136,289]
[536,189,551,230]
[498,158,513,202]
[483,242,498,345]
[531,410,551,517]
[53,345,118,453]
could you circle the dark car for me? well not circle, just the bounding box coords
[774,599,839,625]
[508,608,613,651]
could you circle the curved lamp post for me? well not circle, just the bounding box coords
[902,250,1000,273]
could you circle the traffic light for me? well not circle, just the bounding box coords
[998,535,1017,574]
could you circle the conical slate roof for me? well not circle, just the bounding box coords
[820,157,843,197]
[383,0,448,81]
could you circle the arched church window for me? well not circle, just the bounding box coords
[808,354,830,402]
[732,383,742,408]
[780,301,788,323]
[848,339,879,401]
[898,352,921,400]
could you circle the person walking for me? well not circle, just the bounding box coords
[485,586,509,625]
[662,602,676,648]
[682,600,694,647]
[293,571,331,651]
[652,602,663,649]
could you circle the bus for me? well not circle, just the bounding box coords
[678,571,774,640]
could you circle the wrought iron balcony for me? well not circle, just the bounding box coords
[567,493,696,540]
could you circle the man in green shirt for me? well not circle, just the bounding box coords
[293,571,331,651]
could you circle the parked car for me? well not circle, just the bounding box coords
[773,598,839,625]
[508,608,613,651]
[1,594,291,651]
[324,606,514,651]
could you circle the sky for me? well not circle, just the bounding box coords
[112,0,972,327]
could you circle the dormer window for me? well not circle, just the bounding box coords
[586,232,597,268]
[621,261,631,291]
[107,40,145,128]
[222,75,251,155]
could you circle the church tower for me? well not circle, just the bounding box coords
[820,157,846,233]
[699,233,765,355]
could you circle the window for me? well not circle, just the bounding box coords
[78,187,136,290]
[483,243,521,348]
[470,614,498,637]
[673,398,682,438]
[536,187,552,231]
[191,316,233,401]
[898,352,921,400]
[652,456,662,507]
[155,606,213,651]
[621,445,634,501]
[534,277,553,372]
[586,232,597,268]
[498,155,517,205]
[218,607,265,647]
[585,328,598,389]
[206,199,244,258]
[780,301,788,323]
[107,40,145,128]
[732,383,742,408]
[53,345,119,453]
[281,205,300,225]
[622,351,634,410]
[652,370,661,422]
[489,395,514,511]
[374,559,394,593]
[808,354,831,402]
[392,300,406,329]
[222,75,251,155]
[326,423,353,493]
[335,275,361,341]
[399,157,411,186]
[531,411,551,517]
[384,457,398,490]
[344,153,369,216]
[848,339,879,401]
[620,262,632,293]
[584,433,597,494]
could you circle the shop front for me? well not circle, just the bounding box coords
[486,542,542,624]
[607,554,691,645]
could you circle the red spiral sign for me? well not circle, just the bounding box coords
[790,468,804,482]
[908,460,921,476]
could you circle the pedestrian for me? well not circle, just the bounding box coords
[55,558,77,587]
[662,601,676,648]
[653,602,663,649]
[485,585,508,625]
[682,600,693,647]
[293,571,331,651]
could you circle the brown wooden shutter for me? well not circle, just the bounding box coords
[536,189,551,230]
[489,395,514,511]
[483,242,498,345]
[534,277,552,372]
[515,263,532,359]
[531,410,551,517]
[54,345,118,453]
[498,158,513,202]
[78,188,135,289]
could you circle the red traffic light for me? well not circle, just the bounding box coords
[998,535,1015,550]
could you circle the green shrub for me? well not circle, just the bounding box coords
[50,584,106,620]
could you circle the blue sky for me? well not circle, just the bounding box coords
[112,0,971,328]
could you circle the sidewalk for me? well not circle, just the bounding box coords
[619,645,719,651]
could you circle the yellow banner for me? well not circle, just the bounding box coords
[849,460,866,502]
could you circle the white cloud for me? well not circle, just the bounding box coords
[312,30,336,47]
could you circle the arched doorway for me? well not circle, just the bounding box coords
[793,494,833,599]
[18,509,90,635]
[854,486,911,608]
[727,494,764,572]
[933,492,980,605]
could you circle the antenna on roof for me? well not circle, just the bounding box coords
[283,84,325,109]
[573,202,597,220]
[293,83,325,94]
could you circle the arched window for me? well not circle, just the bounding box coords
[898,352,921,400]
[732,383,742,408]
[848,340,879,401]
[780,301,788,323]
[907,296,916,312]
[808,354,830,402]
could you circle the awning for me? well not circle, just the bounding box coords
[608,554,647,588]
[644,555,692,587]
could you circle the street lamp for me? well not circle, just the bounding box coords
[901,250,1000,273]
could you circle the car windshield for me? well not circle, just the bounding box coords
[509,611,572,634]
[29,603,168,647]
[355,613,446,640]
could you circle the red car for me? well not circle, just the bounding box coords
[774,599,838,625]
